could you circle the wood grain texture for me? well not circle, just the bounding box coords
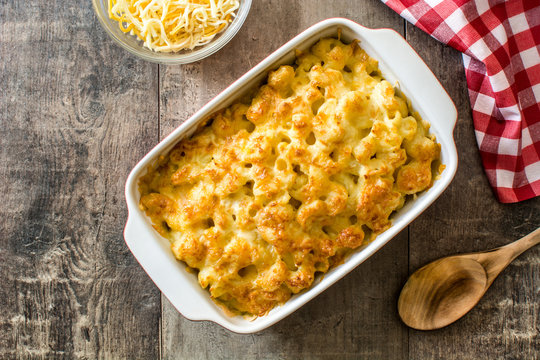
[406,23,540,360]
[159,1,409,359]
[0,1,160,358]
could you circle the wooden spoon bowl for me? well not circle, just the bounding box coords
[399,257,487,330]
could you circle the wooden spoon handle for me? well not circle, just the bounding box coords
[474,227,540,286]
[504,227,540,260]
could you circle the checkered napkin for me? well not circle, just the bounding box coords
[382,0,540,203]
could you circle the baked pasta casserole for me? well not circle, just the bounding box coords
[139,38,441,316]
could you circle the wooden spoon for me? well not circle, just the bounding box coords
[398,227,540,330]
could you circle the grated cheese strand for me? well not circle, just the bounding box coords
[109,0,240,53]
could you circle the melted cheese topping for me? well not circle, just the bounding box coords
[109,0,239,52]
[139,38,441,316]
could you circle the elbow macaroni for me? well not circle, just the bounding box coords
[139,38,441,316]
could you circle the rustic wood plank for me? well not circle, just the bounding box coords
[406,24,540,359]
[0,1,161,358]
[158,1,409,358]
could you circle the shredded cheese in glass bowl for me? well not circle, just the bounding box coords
[109,0,240,52]
[93,0,251,63]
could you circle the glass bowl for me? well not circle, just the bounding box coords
[92,0,252,64]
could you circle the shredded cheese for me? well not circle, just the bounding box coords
[108,0,240,53]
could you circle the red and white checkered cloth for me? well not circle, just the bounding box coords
[383,0,540,203]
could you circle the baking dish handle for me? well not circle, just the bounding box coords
[124,213,225,322]
[363,25,459,137]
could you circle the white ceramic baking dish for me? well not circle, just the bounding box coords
[124,18,458,334]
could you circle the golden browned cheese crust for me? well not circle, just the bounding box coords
[139,38,441,316]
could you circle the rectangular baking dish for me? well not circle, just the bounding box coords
[124,18,458,334]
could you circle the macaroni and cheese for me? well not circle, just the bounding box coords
[139,38,441,316]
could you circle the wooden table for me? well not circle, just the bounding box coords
[1,0,539,358]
